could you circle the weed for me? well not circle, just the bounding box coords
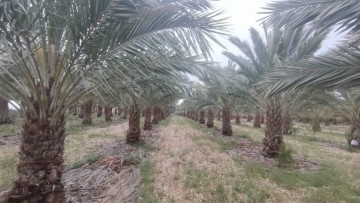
[136,161,159,203]
[126,153,141,165]
[211,184,228,203]
[184,166,209,189]
[0,154,18,187]
[67,153,102,170]
[276,147,294,168]
[137,140,158,152]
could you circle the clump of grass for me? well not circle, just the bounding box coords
[233,180,270,203]
[67,153,102,170]
[136,160,159,203]
[211,184,228,203]
[276,147,294,168]
[126,153,141,165]
[244,163,268,178]
[0,154,18,187]
[184,166,210,189]
[206,136,235,151]
[137,140,158,152]
[269,168,344,190]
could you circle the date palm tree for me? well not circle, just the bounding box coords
[225,26,326,157]
[0,0,227,201]
[263,0,360,94]
[0,97,12,124]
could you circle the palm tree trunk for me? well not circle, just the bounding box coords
[260,114,265,124]
[253,109,261,128]
[216,111,221,121]
[0,97,12,124]
[199,111,205,124]
[235,113,241,125]
[282,111,293,135]
[206,109,214,128]
[247,114,251,122]
[127,104,141,144]
[78,104,84,119]
[105,106,112,121]
[222,106,232,136]
[161,109,165,120]
[312,119,321,132]
[82,100,92,125]
[143,107,152,130]
[194,112,199,121]
[118,107,123,118]
[97,105,103,117]
[263,97,284,158]
[122,108,128,120]
[7,99,66,202]
[152,106,161,124]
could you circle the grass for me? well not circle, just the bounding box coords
[0,118,22,137]
[66,153,102,170]
[183,165,210,189]
[0,154,18,187]
[136,160,159,203]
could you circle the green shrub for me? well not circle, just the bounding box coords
[277,147,294,168]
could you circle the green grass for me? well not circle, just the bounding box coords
[183,165,210,189]
[0,118,22,137]
[0,154,18,187]
[233,180,270,203]
[66,153,102,170]
[136,160,159,203]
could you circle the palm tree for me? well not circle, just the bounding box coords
[0,0,227,201]
[225,26,326,157]
[82,99,93,125]
[97,105,103,117]
[0,97,12,124]
[263,0,360,94]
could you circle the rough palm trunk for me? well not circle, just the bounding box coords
[127,104,141,144]
[247,114,251,122]
[263,97,284,158]
[260,114,265,124]
[312,119,321,132]
[222,106,232,136]
[324,119,330,126]
[194,112,199,121]
[105,106,112,121]
[199,111,205,124]
[143,107,152,130]
[235,113,241,125]
[282,111,293,135]
[346,113,360,145]
[7,89,66,202]
[82,100,93,125]
[122,108,128,120]
[118,107,123,118]
[206,109,214,128]
[78,104,84,119]
[72,105,78,116]
[216,111,221,121]
[161,109,165,120]
[253,110,261,128]
[97,105,103,117]
[152,106,161,124]
[0,97,12,124]
[114,108,118,115]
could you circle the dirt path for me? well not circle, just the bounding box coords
[149,116,301,203]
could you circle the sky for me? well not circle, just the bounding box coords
[210,0,344,65]
[210,0,271,65]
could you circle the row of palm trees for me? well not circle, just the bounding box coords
[179,0,360,158]
[0,0,227,202]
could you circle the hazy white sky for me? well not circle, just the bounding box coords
[211,0,270,64]
[210,0,344,65]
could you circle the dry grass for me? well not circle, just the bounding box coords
[0,115,128,188]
